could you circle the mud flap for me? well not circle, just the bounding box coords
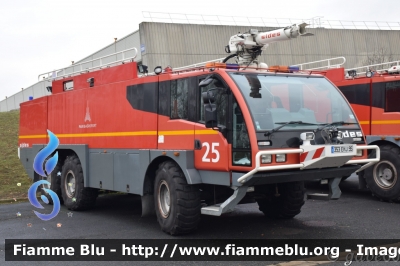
[141,194,155,217]
[307,177,342,200]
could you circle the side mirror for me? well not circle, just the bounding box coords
[199,75,215,88]
[202,90,218,128]
[202,90,215,104]
[204,103,218,128]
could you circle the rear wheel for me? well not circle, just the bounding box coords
[364,145,400,202]
[256,181,305,219]
[154,161,201,235]
[61,155,98,210]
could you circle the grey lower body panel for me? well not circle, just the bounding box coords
[232,165,361,187]
[88,149,148,195]
[19,147,38,179]
[21,146,231,196]
[20,145,360,196]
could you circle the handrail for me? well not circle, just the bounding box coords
[293,57,346,70]
[345,60,400,76]
[142,57,225,76]
[142,12,400,30]
[38,47,138,81]
[171,58,225,71]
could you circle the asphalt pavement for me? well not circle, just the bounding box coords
[1,174,400,266]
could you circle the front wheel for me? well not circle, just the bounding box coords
[61,155,98,210]
[256,181,305,219]
[154,161,201,235]
[364,145,400,202]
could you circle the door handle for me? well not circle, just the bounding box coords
[194,139,201,150]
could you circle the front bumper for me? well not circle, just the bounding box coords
[232,165,360,187]
[236,145,380,185]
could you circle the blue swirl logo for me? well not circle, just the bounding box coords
[28,180,61,221]
[33,130,59,177]
[28,130,61,221]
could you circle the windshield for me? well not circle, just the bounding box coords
[229,73,360,131]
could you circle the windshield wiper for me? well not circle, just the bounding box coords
[315,121,358,132]
[264,121,319,136]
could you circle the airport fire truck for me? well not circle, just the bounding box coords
[19,23,379,235]
[318,60,400,202]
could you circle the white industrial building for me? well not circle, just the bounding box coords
[2,17,400,112]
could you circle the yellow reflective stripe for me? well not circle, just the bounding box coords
[56,131,157,138]
[158,130,194,136]
[372,120,400,125]
[359,120,400,125]
[158,130,219,135]
[195,129,219,135]
[19,134,47,139]
[19,129,218,139]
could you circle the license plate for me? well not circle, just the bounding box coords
[331,145,354,153]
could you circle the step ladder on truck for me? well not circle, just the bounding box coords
[294,57,400,202]
[18,23,379,235]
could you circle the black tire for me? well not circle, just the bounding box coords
[41,163,63,205]
[154,161,201,235]
[61,155,98,210]
[364,145,400,202]
[256,181,305,219]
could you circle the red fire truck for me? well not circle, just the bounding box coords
[19,24,379,235]
[322,60,400,202]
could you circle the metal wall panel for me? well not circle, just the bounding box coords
[141,23,400,73]
[3,22,400,112]
[6,97,16,110]
[14,91,23,109]
[0,100,6,112]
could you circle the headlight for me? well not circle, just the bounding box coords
[261,154,272,164]
[300,132,315,141]
[258,141,271,146]
[276,154,286,162]
[356,149,363,157]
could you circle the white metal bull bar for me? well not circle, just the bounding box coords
[237,145,380,184]
[345,145,380,172]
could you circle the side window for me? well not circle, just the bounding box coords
[199,79,228,127]
[232,97,251,166]
[63,80,73,91]
[171,79,189,119]
[385,81,400,112]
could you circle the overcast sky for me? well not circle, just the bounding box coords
[0,0,399,100]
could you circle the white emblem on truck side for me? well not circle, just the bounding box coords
[79,101,97,128]
[341,131,362,138]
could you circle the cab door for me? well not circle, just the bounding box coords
[194,76,229,171]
